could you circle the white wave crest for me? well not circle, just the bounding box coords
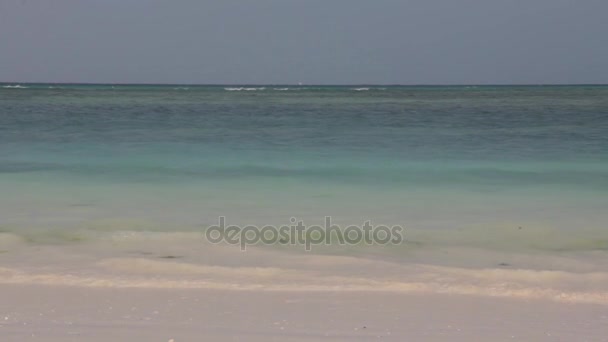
[224,87,266,91]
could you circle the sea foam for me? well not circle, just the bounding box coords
[2,85,28,89]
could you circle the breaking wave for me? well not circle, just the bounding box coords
[2,85,28,89]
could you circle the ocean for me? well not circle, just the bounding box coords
[1,84,608,297]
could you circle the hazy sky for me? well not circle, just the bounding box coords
[1,0,607,84]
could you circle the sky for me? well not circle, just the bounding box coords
[0,0,607,84]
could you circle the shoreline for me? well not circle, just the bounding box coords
[2,238,608,306]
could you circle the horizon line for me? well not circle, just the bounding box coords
[2,81,608,87]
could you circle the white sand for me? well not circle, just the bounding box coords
[1,236,608,341]
[1,285,607,341]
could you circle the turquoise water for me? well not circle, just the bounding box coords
[1,84,607,251]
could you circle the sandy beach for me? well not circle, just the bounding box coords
[2,236,608,341]
[2,285,608,341]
